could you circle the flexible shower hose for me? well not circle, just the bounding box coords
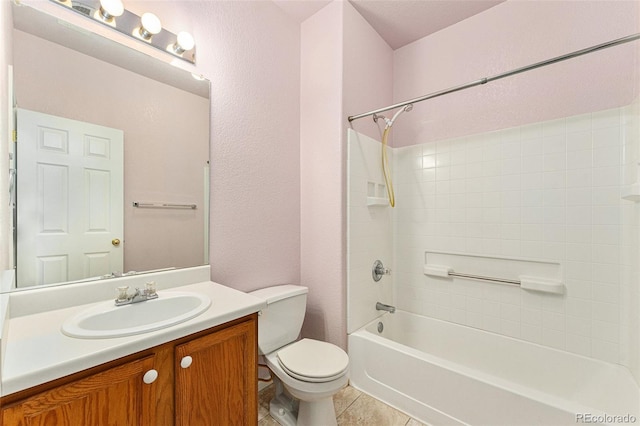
[381,125,395,207]
[379,104,411,208]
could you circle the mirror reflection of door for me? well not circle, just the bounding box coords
[16,108,124,286]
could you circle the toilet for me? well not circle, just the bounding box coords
[250,285,349,426]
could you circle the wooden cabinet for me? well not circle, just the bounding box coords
[0,314,257,426]
[175,318,257,426]
[1,356,157,426]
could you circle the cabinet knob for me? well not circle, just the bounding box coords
[143,369,158,384]
[180,356,193,369]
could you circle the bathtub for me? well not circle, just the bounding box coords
[349,311,639,425]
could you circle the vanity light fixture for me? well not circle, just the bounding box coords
[50,0,196,64]
[96,0,123,24]
[138,12,162,41]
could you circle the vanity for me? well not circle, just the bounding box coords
[0,266,265,425]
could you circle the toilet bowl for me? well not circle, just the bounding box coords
[265,339,349,426]
[249,285,349,426]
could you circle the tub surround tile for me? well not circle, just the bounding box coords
[367,105,637,370]
[347,130,395,334]
[348,103,639,387]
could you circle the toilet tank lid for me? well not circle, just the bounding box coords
[249,285,308,305]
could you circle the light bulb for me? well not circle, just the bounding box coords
[173,31,195,54]
[139,12,161,40]
[98,0,124,20]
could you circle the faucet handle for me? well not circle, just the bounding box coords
[377,265,391,275]
[116,286,129,301]
[145,281,157,296]
[372,260,391,282]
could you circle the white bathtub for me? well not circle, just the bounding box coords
[349,311,639,425]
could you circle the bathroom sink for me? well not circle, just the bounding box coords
[61,291,212,339]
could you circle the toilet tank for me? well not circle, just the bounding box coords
[249,285,308,355]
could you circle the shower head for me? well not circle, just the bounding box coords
[386,103,413,129]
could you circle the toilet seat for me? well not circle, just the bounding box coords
[276,338,349,383]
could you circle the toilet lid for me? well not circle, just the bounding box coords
[276,339,349,383]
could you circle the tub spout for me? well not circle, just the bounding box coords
[376,302,396,313]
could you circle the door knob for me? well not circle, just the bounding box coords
[112,238,121,246]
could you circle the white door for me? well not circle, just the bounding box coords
[16,109,124,286]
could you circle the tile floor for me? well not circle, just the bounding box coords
[258,384,425,426]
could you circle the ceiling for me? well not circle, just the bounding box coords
[272,0,505,50]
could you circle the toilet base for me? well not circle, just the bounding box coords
[269,379,298,426]
[297,397,338,426]
[268,377,338,426]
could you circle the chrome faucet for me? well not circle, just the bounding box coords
[376,302,396,313]
[115,282,158,306]
[372,260,391,282]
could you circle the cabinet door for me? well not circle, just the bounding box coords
[1,356,157,426]
[175,318,257,426]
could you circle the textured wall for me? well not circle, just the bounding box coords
[300,1,393,348]
[343,0,393,144]
[393,0,640,147]
[300,1,344,346]
[125,0,302,292]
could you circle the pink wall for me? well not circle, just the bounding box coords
[392,0,640,147]
[300,0,393,348]
[344,1,394,142]
[13,30,208,273]
[300,1,344,346]
[124,1,302,291]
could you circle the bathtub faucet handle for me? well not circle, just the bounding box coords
[372,260,391,282]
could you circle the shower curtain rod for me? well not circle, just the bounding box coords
[348,33,640,122]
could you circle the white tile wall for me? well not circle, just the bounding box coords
[347,104,640,375]
[390,105,639,367]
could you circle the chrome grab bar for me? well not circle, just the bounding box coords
[447,271,521,287]
[133,201,196,210]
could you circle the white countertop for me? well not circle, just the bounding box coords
[1,280,265,396]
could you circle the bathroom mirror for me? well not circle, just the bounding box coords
[8,2,210,291]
